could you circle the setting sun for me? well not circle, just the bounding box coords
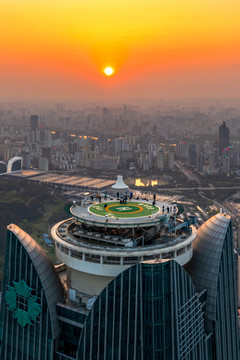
[104,67,114,77]
[1,0,240,98]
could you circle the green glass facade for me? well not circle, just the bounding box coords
[0,213,239,360]
[56,304,86,359]
[186,213,240,360]
[0,225,64,360]
[77,261,206,360]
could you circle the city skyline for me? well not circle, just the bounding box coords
[1,1,240,100]
[1,1,240,356]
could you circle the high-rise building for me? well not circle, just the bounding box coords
[39,157,49,171]
[219,121,229,156]
[188,144,197,168]
[0,197,239,359]
[114,137,124,155]
[197,153,205,173]
[185,213,239,359]
[30,115,38,132]
[41,147,52,164]
[223,154,230,172]
[0,146,10,161]
[156,149,164,170]
[78,260,207,360]
[0,161,7,174]
[177,141,188,159]
[168,150,175,170]
[21,151,32,169]
[0,224,63,359]
[209,150,215,171]
[30,115,39,143]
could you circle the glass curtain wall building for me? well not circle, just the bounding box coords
[0,224,63,360]
[185,213,240,359]
[219,121,229,156]
[0,213,239,359]
[78,260,206,360]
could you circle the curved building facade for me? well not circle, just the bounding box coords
[7,157,23,173]
[0,224,64,360]
[185,213,240,360]
[78,260,206,360]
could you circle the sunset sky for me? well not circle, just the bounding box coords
[1,0,240,100]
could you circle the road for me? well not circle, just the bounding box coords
[175,161,200,183]
[223,193,240,222]
[153,186,240,191]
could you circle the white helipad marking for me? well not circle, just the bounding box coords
[115,207,132,211]
[144,205,154,210]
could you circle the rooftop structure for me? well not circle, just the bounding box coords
[1,169,46,178]
[111,175,129,190]
[7,156,23,173]
[3,172,115,192]
[0,157,24,175]
[51,196,197,296]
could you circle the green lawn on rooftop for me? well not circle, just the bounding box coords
[89,201,159,218]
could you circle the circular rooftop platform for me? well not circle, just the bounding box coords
[70,199,175,228]
[89,201,159,218]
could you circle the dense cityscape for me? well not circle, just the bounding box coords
[1,100,240,174]
[0,99,239,358]
[1,0,240,358]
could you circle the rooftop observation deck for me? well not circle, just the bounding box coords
[51,214,197,274]
[70,198,176,228]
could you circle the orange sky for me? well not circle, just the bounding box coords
[1,0,240,100]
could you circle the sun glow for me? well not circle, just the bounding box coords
[104,66,114,76]
[1,0,240,98]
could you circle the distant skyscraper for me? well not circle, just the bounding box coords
[114,137,124,154]
[39,157,49,171]
[188,144,197,168]
[177,141,188,159]
[223,154,230,172]
[168,149,175,170]
[123,104,127,118]
[209,150,215,170]
[30,115,39,143]
[41,147,51,164]
[30,115,38,132]
[197,153,205,173]
[0,161,7,174]
[219,121,229,155]
[21,151,31,169]
[157,149,164,170]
